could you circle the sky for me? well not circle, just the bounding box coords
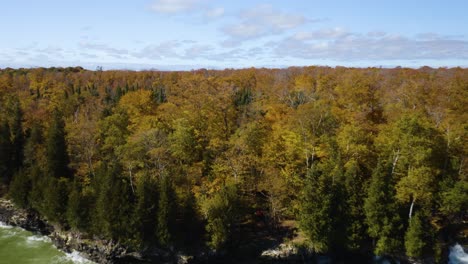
[1,0,468,70]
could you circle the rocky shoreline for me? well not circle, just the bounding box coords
[0,198,152,263]
[0,197,305,264]
[2,198,462,264]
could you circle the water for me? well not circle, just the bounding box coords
[449,243,468,264]
[1,220,467,264]
[0,221,94,264]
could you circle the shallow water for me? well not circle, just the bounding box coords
[449,243,468,264]
[0,221,94,264]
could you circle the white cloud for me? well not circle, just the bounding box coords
[79,42,129,55]
[222,4,313,43]
[292,28,351,40]
[150,0,200,13]
[223,23,263,39]
[132,41,183,59]
[240,4,306,31]
[204,7,224,18]
[273,30,468,61]
[183,44,213,58]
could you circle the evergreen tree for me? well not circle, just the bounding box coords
[66,184,81,229]
[42,177,70,223]
[95,163,135,242]
[66,180,94,231]
[28,165,46,212]
[46,109,70,178]
[9,97,24,172]
[203,183,241,250]
[300,159,344,253]
[8,169,31,208]
[23,123,46,211]
[364,159,404,255]
[405,212,427,258]
[0,120,12,185]
[343,160,368,251]
[134,173,159,246]
[157,174,175,247]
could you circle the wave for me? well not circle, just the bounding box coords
[1,221,95,263]
[449,244,468,264]
[0,221,13,229]
[51,250,95,264]
[26,234,52,244]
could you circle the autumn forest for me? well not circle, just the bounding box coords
[0,66,466,262]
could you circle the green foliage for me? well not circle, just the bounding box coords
[364,159,404,255]
[233,87,253,107]
[201,183,241,250]
[46,110,70,178]
[299,156,346,253]
[9,96,24,172]
[94,163,135,242]
[152,86,167,104]
[1,67,466,262]
[28,165,46,212]
[157,175,176,247]
[134,173,159,246]
[343,160,368,251]
[405,212,428,258]
[169,118,199,164]
[8,169,31,208]
[66,181,94,231]
[0,120,12,184]
[439,180,468,216]
[42,177,70,223]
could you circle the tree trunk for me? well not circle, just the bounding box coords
[392,149,400,175]
[128,167,135,194]
[409,197,416,219]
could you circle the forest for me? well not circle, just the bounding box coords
[0,66,466,262]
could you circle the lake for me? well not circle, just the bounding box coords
[0,221,93,264]
[1,220,467,264]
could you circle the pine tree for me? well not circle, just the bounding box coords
[300,162,336,253]
[300,154,347,254]
[0,120,12,185]
[203,183,240,250]
[66,180,94,231]
[9,97,24,172]
[46,109,70,179]
[157,174,175,247]
[41,110,71,223]
[23,123,46,211]
[66,184,81,229]
[405,212,427,258]
[95,163,135,242]
[9,169,31,208]
[343,160,368,251]
[364,159,404,255]
[134,173,159,246]
[42,177,70,223]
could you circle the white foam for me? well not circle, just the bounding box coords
[26,234,52,244]
[0,221,13,229]
[66,250,94,264]
[449,243,468,264]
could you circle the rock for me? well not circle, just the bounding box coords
[177,253,194,264]
[1,198,199,264]
[261,243,298,259]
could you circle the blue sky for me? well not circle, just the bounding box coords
[1,0,467,69]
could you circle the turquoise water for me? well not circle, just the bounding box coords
[449,243,468,264]
[0,222,94,264]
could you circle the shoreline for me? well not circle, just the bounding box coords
[0,198,145,263]
[2,198,465,264]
